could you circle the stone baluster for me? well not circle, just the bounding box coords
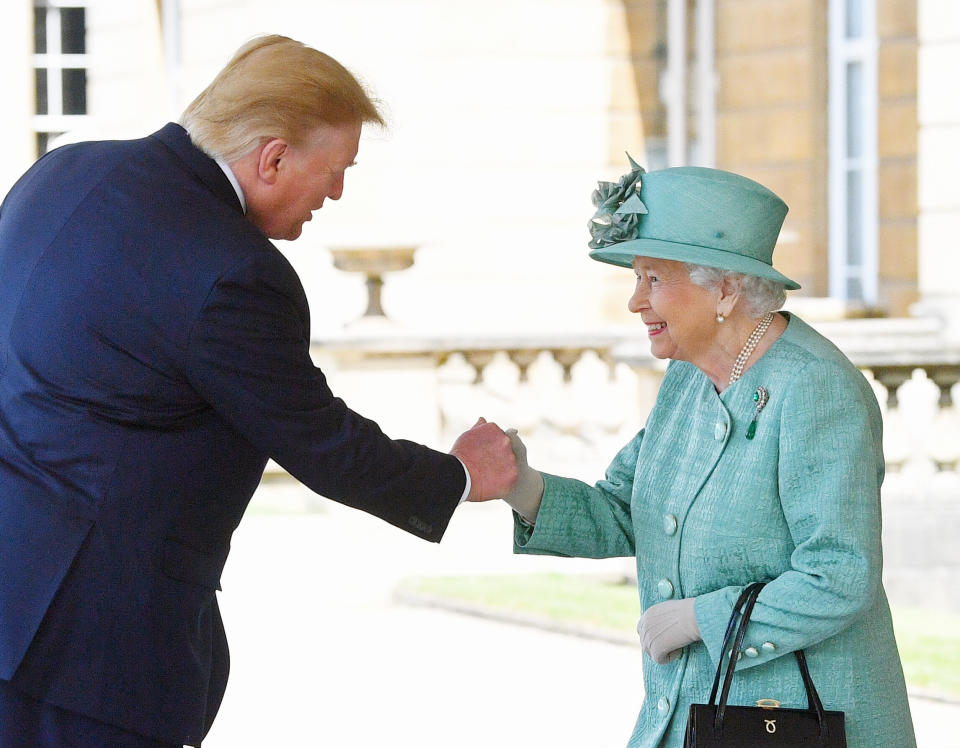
[926,364,960,409]
[923,364,960,471]
[871,365,915,409]
[462,350,497,385]
[550,348,586,383]
[506,349,541,383]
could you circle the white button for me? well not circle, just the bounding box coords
[663,514,678,536]
[657,578,675,599]
[744,646,759,658]
[657,697,670,713]
[762,642,777,653]
[714,422,727,440]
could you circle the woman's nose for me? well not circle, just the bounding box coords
[628,282,647,314]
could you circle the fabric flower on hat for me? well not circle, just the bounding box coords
[588,154,648,250]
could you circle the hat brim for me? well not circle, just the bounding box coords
[589,237,801,290]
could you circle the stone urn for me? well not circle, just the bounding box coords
[329,246,417,320]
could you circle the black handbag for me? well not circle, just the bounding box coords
[684,582,846,747]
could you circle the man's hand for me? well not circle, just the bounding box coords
[450,418,518,502]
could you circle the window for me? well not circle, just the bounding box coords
[33,2,88,156]
[828,0,878,305]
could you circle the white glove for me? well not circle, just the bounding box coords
[637,597,701,664]
[501,429,544,524]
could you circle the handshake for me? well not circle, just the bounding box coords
[449,418,544,523]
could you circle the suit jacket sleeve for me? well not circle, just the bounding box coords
[183,248,464,542]
[694,358,885,668]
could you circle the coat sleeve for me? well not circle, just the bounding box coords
[183,250,464,542]
[513,431,641,558]
[694,358,885,668]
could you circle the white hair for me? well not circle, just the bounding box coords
[686,264,787,318]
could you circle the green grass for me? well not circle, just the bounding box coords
[399,573,960,699]
[399,573,641,633]
[892,607,960,698]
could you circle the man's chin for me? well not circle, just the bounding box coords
[270,225,304,241]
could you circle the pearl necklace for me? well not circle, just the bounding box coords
[728,313,774,386]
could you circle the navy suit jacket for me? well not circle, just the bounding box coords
[0,124,464,744]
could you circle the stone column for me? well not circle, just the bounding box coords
[915,0,960,341]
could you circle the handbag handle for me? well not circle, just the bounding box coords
[709,582,829,740]
[707,583,764,706]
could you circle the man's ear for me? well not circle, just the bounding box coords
[256,138,288,184]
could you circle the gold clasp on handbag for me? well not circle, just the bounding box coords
[756,698,780,710]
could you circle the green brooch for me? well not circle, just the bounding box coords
[746,386,769,440]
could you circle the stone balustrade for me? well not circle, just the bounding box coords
[815,317,960,476]
[312,315,960,478]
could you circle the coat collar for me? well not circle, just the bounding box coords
[150,123,244,215]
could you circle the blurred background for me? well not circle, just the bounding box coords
[1,1,958,745]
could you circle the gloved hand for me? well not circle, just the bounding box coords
[501,429,544,524]
[637,597,701,664]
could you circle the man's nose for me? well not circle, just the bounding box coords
[329,174,345,201]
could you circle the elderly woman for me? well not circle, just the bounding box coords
[503,159,916,747]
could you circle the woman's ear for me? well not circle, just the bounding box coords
[716,275,744,319]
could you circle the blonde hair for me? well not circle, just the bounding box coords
[180,35,384,162]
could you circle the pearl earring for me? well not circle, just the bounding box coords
[716,313,725,323]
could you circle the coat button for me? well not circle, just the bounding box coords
[714,421,727,440]
[657,578,675,599]
[744,646,759,658]
[657,697,670,713]
[663,514,678,536]
[762,642,777,653]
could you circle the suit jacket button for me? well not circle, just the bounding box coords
[657,697,670,713]
[657,578,675,599]
[762,641,777,652]
[744,646,759,658]
[663,514,678,536]
[714,421,727,440]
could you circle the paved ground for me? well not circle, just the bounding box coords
[203,481,960,747]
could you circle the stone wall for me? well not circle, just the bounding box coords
[715,0,830,298]
[882,493,960,613]
[0,2,37,196]
[878,0,920,314]
[916,0,960,341]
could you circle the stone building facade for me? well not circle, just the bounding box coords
[2,1,953,327]
[613,0,921,315]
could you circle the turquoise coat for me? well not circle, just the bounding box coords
[515,314,916,747]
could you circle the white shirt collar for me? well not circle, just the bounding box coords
[214,157,246,214]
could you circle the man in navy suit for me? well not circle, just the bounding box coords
[0,35,517,747]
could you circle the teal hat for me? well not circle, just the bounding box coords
[587,156,800,290]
